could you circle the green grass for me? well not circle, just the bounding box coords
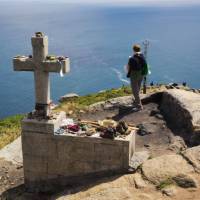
[55,85,132,113]
[0,114,24,149]
[156,178,174,190]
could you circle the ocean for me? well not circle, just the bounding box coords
[0,2,200,119]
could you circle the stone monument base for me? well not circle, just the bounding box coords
[21,112,135,192]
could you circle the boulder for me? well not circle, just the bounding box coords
[168,136,187,152]
[142,154,194,185]
[182,146,200,173]
[161,89,200,130]
[133,173,147,189]
[160,89,200,144]
[129,151,150,170]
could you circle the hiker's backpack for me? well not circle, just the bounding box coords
[128,54,146,71]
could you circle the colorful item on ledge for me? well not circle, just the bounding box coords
[55,128,65,135]
[98,119,117,128]
[100,127,116,139]
[35,32,44,37]
[67,125,80,132]
[46,55,57,61]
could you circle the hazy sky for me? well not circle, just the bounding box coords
[1,0,200,5]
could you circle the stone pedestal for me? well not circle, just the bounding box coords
[21,112,135,192]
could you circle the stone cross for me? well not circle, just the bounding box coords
[13,32,70,117]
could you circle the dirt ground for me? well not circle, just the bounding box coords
[0,102,199,200]
[79,102,176,157]
[0,158,24,199]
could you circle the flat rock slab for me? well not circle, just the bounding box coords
[133,173,147,189]
[182,146,200,173]
[142,154,194,184]
[130,151,150,170]
[88,96,134,112]
[59,93,79,102]
[0,137,22,165]
[87,92,162,112]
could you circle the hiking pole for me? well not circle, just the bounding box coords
[142,40,150,94]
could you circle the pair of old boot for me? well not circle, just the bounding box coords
[132,100,143,111]
[116,121,129,135]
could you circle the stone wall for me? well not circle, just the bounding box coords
[21,112,135,192]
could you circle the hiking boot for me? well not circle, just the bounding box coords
[132,106,143,112]
[136,124,151,136]
[116,121,128,135]
[132,100,137,107]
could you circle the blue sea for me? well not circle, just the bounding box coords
[0,2,200,119]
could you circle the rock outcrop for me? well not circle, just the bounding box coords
[129,151,150,170]
[87,92,163,112]
[160,89,200,145]
[59,93,79,102]
[133,173,147,189]
[161,89,200,134]
[88,96,133,112]
[0,137,22,165]
[168,136,187,153]
[142,154,194,185]
[182,146,200,173]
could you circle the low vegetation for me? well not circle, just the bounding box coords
[55,85,132,114]
[156,178,174,190]
[0,115,24,149]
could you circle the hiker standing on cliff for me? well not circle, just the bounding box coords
[126,44,148,111]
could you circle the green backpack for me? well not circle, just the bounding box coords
[142,63,150,76]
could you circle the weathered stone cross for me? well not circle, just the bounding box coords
[13,32,70,117]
